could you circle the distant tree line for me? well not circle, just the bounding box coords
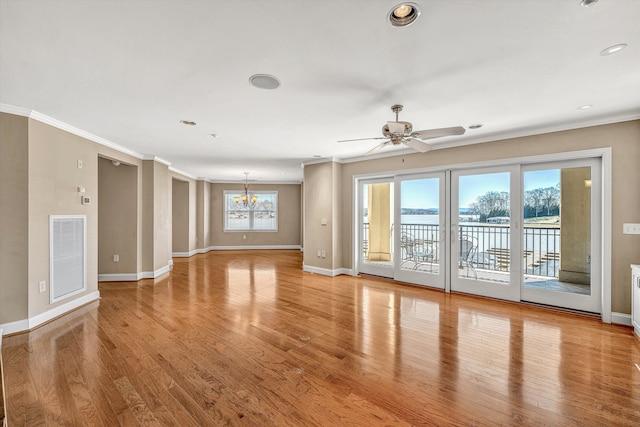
[524,185,560,218]
[469,184,559,222]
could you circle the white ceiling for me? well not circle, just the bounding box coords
[1,0,639,182]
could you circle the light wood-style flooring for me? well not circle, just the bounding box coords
[3,250,640,426]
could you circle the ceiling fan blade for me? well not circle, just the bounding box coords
[364,141,389,156]
[404,138,432,153]
[411,126,466,140]
[338,136,388,143]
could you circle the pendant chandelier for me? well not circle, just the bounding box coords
[233,172,258,208]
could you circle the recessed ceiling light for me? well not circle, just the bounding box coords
[600,43,627,56]
[580,0,599,7]
[468,124,483,129]
[388,3,421,27]
[180,120,196,126]
[249,74,281,90]
[313,155,322,158]
[578,104,593,110]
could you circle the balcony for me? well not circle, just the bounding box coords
[362,223,561,280]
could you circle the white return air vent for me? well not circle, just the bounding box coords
[50,215,86,303]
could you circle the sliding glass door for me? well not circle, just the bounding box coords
[356,156,602,314]
[394,173,445,288]
[451,166,520,301]
[359,178,395,278]
[521,159,601,313]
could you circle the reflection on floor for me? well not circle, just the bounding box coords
[524,278,591,295]
[366,263,590,296]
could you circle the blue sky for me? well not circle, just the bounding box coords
[398,169,560,209]
[401,178,439,208]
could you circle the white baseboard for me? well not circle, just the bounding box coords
[172,250,198,257]
[611,312,632,326]
[98,273,139,282]
[139,263,172,279]
[0,291,100,336]
[303,264,352,277]
[210,245,302,251]
[99,261,172,282]
[170,246,302,256]
[1,329,5,427]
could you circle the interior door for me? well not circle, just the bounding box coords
[394,173,446,288]
[451,166,521,301]
[359,177,395,278]
[521,159,601,313]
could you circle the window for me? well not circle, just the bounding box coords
[224,190,278,231]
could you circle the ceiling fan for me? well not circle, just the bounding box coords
[338,104,466,156]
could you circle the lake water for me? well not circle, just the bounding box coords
[396,215,560,256]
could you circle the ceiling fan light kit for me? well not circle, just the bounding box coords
[338,104,466,156]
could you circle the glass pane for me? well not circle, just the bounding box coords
[458,172,510,282]
[400,178,440,274]
[362,182,394,266]
[523,167,591,295]
[226,210,250,230]
[253,193,277,230]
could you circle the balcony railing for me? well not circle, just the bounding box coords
[362,223,560,278]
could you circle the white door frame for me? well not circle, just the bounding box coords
[351,147,612,323]
[450,165,522,301]
[393,171,446,289]
[357,176,395,278]
[520,158,602,313]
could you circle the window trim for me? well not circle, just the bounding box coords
[223,190,278,232]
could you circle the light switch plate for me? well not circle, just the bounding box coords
[623,223,640,235]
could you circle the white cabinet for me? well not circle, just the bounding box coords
[632,265,640,338]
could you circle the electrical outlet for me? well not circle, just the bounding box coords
[623,223,640,235]
[243,234,247,240]
[39,281,46,292]
[113,254,119,262]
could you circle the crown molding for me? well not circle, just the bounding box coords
[336,113,640,164]
[142,155,171,166]
[426,111,640,152]
[169,166,198,180]
[209,180,302,185]
[1,103,144,159]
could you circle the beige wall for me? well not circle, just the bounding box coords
[0,113,29,324]
[332,120,640,314]
[303,163,335,269]
[27,119,99,316]
[98,157,138,274]
[141,161,155,271]
[171,178,190,253]
[196,180,212,249]
[141,160,172,271]
[210,183,301,247]
[332,162,343,268]
[153,162,171,270]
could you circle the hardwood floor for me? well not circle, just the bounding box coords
[3,250,640,426]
